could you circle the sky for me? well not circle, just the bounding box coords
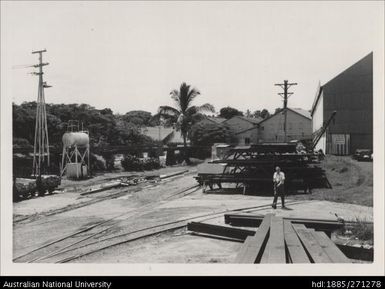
[1,1,384,115]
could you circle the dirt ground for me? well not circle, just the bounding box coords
[13,156,373,263]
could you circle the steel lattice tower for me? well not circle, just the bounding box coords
[32,49,51,177]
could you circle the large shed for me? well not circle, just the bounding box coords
[311,52,373,155]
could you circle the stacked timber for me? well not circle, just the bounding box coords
[187,214,352,263]
[195,143,329,193]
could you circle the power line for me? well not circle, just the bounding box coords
[274,80,297,142]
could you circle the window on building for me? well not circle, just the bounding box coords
[245,137,250,145]
[260,126,264,131]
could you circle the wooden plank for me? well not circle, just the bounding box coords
[311,231,351,263]
[234,236,256,262]
[259,246,269,263]
[263,216,286,263]
[187,222,256,241]
[234,214,272,263]
[292,224,332,263]
[225,214,343,234]
[283,220,311,263]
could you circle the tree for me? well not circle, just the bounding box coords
[261,109,270,119]
[219,106,243,119]
[122,110,153,127]
[275,107,283,114]
[253,109,270,119]
[157,82,215,161]
[190,122,234,147]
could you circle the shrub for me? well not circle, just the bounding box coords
[350,218,373,241]
[143,157,161,170]
[121,154,162,171]
[13,137,32,148]
[121,155,143,171]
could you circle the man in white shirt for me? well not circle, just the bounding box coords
[272,166,286,209]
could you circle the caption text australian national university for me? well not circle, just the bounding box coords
[2,281,112,289]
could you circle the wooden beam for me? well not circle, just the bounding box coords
[234,214,272,263]
[225,214,343,235]
[262,216,286,263]
[284,220,311,263]
[311,231,351,263]
[187,222,256,241]
[292,224,332,263]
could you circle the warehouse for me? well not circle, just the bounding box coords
[311,52,373,155]
[235,108,312,145]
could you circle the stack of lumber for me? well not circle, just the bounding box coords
[224,213,344,237]
[187,214,352,263]
[235,214,351,263]
[194,144,329,193]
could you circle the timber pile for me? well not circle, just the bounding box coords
[224,213,344,236]
[195,143,329,193]
[187,214,352,263]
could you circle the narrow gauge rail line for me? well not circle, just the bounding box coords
[13,171,194,224]
[13,184,200,262]
[31,200,306,263]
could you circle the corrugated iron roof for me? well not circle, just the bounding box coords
[141,126,185,143]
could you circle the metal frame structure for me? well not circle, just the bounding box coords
[195,144,329,194]
[32,49,51,177]
[60,120,90,178]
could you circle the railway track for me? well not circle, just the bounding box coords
[13,171,196,224]
[13,183,201,263]
[14,195,306,263]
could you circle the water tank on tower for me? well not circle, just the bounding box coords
[60,120,90,179]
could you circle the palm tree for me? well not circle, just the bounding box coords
[158,82,215,160]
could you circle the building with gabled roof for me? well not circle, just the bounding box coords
[222,115,263,135]
[234,107,312,145]
[311,52,373,155]
[141,126,185,144]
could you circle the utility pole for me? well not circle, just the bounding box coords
[31,49,51,177]
[274,80,297,142]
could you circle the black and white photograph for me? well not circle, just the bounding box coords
[1,0,384,277]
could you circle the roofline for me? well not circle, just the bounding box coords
[311,85,323,116]
[258,107,311,124]
[235,107,311,136]
[204,116,226,124]
[311,52,373,116]
[223,115,262,125]
[287,107,312,120]
[322,52,373,90]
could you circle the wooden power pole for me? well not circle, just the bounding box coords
[274,80,297,142]
[32,49,51,177]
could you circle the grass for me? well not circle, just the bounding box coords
[289,155,373,207]
[349,217,373,241]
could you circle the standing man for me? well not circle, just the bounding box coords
[272,166,286,209]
